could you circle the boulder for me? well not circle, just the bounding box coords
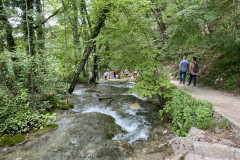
[169,127,205,155]
[193,141,236,159]
[129,103,142,110]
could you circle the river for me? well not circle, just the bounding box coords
[0,80,174,160]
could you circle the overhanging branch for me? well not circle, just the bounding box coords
[34,8,61,29]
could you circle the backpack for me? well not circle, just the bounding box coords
[193,63,199,73]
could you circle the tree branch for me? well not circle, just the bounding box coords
[34,8,61,29]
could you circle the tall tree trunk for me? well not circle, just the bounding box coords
[0,0,16,52]
[0,0,22,80]
[36,0,44,54]
[157,93,163,109]
[233,0,238,40]
[150,0,166,41]
[89,53,98,84]
[81,0,91,28]
[0,39,9,88]
[68,8,109,93]
[22,0,35,56]
[71,0,80,66]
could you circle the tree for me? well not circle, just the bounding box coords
[68,1,110,93]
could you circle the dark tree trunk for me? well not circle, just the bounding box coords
[150,0,166,41]
[71,0,80,66]
[0,0,16,53]
[89,54,98,84]
[81,0,91,28]
[0,39,8,86]
[157,93,164,109]
[36,0,44,54]
[68,8,109,93]
[0,0,22,80]
[22,0,35,56]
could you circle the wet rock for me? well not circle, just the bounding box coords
[129,103,142,110]
[99,97,113,101]
[114,140,133,155]
[64,151,72,158]
[85,89,101,94]
[162,130,168,135]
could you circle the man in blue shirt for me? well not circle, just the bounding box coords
[179,56,189,84]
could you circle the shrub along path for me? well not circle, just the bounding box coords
[171,80,240,136]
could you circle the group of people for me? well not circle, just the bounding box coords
[103,70,120,79]
[179,56,199,88]
[103,69,137,80]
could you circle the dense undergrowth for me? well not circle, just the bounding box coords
[159,90,227,136]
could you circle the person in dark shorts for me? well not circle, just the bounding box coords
[188,57,198,88]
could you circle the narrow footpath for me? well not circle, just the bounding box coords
[171,80,240,135]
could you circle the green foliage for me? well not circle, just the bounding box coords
[218,118,230,129]
[0,87,56,135]
[222,74,239,90]
[46,95,60,107]
[58,104,74,110]
[158,110,164,122]
[162,90,214,136]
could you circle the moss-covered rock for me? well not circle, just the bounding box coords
[58,104,74,110]
[13,134,26,144]
[0,135,15,146]
[34,123,59,135]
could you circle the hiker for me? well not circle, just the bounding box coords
[179,56,189,84]
[188,57,199,88]
[115,69,119,79]
[120,70,123,79]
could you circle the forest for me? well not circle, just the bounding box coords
[0,0,240,143]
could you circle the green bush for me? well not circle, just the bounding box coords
[222,74,238,90]
[0,88,56,135]
[160,90,214,136]
[46,95,60,106]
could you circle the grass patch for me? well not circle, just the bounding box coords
[34,123,58,135]
[58,104,74,110]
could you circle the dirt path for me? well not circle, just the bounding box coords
[171,80,240,134]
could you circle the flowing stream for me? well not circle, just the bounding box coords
[0,80,174,160]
